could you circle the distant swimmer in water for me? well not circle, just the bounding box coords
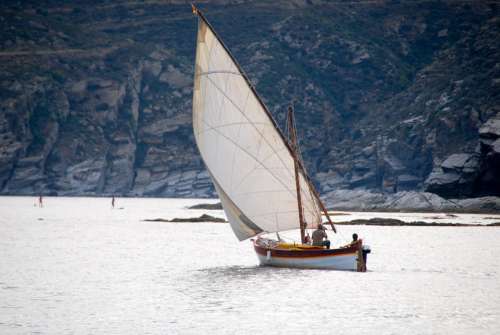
[111,196,115,209]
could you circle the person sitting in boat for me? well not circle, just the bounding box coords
[312,224,330,249]
[304,233,311,245]
[342,233,362,248]
[351,233,362,246]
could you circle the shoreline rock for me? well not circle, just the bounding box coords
[187,202,223,210]
[335,218,500,227]
[323,190,500,214]
[143,214,227,223]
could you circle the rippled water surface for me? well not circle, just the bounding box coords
[1,196,499,334]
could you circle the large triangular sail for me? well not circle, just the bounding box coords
[192,9,324,240]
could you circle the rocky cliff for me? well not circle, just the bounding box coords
[0,1,499,205]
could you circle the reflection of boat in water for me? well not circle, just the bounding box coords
[191,5,370,271]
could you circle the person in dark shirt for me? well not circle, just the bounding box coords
[350,233,361,246]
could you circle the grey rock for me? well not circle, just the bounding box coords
[144,60,162,77]
[351,51,370,64]
[134,169,151,185]
[425,169,461,185]
[159,65,191,88]
[4,166,45,192]
[142,178,169,195]
[438,29,448,37]
[69,80,87,94]
[385,191,458,211]
[479,116,500,139]
[492,139,500,155]
[324,189,499,213]
[16,155,44,167]
[140,117,188,137]
[397,174,421,190]
[454,197,500,212]
[55,159,106,194]
[323,189,387,210]
[383,155,406,173]
[149,50,169,61]
[361,145,375,157]
[441,153,475,172]
[424,152,480,197]
[350,171,377,188]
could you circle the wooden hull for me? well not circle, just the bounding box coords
[253,239,368,271]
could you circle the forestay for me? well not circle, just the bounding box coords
[192,15,322,240]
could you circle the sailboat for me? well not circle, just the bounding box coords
[191,6,370,271]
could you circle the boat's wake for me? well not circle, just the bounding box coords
[197,264,299,280]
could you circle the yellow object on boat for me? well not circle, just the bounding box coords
[277,242,323,250]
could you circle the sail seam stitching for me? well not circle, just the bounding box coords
[202,76,322,217]
[203,75,295,184]
[200,118,298,203]
[229,90,251,194]
[200,118,318,218]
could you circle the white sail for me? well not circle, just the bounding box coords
[192,16,322,240]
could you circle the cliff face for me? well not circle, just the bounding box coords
[0,1,499,199]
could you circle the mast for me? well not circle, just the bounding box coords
[286,104,336,233]
[287,106,306,244]
[308,179,336,233]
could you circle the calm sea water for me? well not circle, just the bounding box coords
[1,196,499,335]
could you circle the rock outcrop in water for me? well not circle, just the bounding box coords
[0,1,499,206]
[187,203,223,210]
[143,214,226,223]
